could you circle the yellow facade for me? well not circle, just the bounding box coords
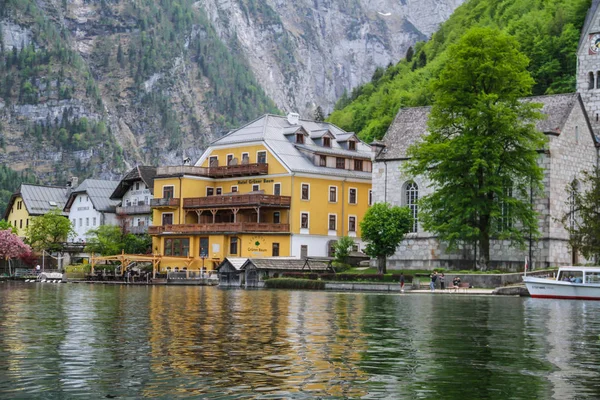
[5,196,31,237]
[149,116,372,272]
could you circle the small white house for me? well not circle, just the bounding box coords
[109,166,156,235]
[64,179,120,242]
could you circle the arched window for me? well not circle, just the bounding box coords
[569,179,580,231]
[589,72,595,90]
[405,181,418,233]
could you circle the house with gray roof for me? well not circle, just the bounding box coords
[110,166,157,235]
[64,179,120,242]
[373,92,598,270]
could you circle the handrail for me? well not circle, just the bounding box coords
[184,194,291,208]
[149,222,290,234]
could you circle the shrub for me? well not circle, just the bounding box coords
[265,278,325,290]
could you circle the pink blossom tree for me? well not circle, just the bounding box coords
[0,229,32,276]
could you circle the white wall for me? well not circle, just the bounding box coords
[68,193,116,242]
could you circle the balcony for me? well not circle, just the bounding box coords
[149,222,290,235]
[184,194,291,209]
[150,198,180,208]
[127,225,149,235]
[117,204,152,215]
[156,163,268,178]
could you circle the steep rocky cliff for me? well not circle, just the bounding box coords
[0,0,463,185]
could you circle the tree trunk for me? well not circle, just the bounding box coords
[377,255,387,274]
[479,226,490,271]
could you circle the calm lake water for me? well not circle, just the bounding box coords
[0,283,599,399]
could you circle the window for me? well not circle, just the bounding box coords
[209,156,218,167]
[296,133,304,144]
[406,181,419,232]
[354,159,363,171]
[329,186,337,202]
[257,151,267,164]
[19,219,22,229]
[273,183,281,196]
[368,189,373,206]
[301,213,309,229]
[569,180,579,231]
[71,219,75,227]
[349,140,356,150]
[319,155,327,167]
[336,157,345,169]
[300,245,308,258]
[26,219,28,227]
[272,243,280,257]
[242,153,249,164]
[273,211,280,224]
[79,218,82,227]
[323,137,331,147]
[597,71,600,89]
[163,186,174,199]
[252,184,260,192]
[231,186,238,193]
[200,237,209,257]
[349,216,356,232]
[206,187,214,196]
[590,72,595,90]
[497,186,513,231]
[16,201,21,210]
[93,217,96,226]
[165,238,190,257]
[162,213,173,226]
[575,125,579,144]
[136,182,140,190]
[230,237,238,255]
[216,187,222,195]
[329,214,337,231]
[349,188,357,204]
[301,184,310,200]
[227,154,233,165]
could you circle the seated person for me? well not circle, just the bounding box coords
[574,276,583,283]
[562,275,571,281]
[452,277,461,288]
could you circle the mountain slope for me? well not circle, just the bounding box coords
[328,0,590,142]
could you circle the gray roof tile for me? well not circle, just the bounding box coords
[66,179,120,212]
[19,184,68,216]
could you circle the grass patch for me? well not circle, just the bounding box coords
[265,278,325,290]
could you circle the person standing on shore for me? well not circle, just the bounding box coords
[430,271,438,292]
[440,273,445,290]
[400,273,405,293]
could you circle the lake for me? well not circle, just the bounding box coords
[0,282,599,399]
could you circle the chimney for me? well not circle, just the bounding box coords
[370,140,386,160]
[287,112,300,125]
[67,177,79,188]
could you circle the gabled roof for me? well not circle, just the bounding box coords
[203,114,372,180]
[110,166,157,199]
[335,132,359,142]
[3,184,68,219]
[241,257,331,271]
[216,257,248,271]
[64,179,120,213]
[377,93,590,160]
[310,129,334,139]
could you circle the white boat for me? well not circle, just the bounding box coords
[523,266,600,300]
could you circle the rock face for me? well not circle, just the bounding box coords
[0,0,464,183]
[202,0,465,115]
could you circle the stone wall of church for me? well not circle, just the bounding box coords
[371,104,597,270]
[577,14,600,132]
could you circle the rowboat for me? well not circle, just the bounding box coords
[523,266,600,300]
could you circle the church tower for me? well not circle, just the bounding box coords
[577,0,600,133]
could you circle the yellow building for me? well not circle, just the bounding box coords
[150,113,373,271]
[2,183,71,237]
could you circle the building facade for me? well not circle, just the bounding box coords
[64,179,120,242]
[150,113,372,271]
[110,166,156,235]
[373,95,598,270]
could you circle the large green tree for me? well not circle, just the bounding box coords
[406,27,545,270]
[26,208,75,253]
[562,168,600,263]
[360,203,413,274]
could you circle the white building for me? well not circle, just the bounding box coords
[64,179,120,242]
[110,166,156,235]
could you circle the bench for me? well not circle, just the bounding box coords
[458,282,470,293]
[446,282,470,293]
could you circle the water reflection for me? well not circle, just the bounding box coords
[0,283,599,399]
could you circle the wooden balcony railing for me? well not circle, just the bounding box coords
[117,204,152,215]
[149,222,290,235]
[156,163,268,178]
[150,198,180,208]
[184,194,291,208]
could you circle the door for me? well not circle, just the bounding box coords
[300,245,308,259]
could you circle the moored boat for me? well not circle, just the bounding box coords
[523,266,600,300]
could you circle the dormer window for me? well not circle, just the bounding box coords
[348,140,356,151]
[296,133,304,144]
[323,137,331,147]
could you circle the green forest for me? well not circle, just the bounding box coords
[328,0,591,142]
